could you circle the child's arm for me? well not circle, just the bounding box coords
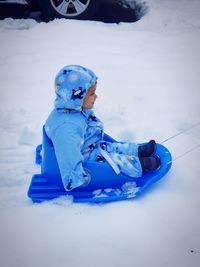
[52,122,89,191]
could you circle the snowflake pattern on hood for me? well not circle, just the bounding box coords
[54,65,98,111]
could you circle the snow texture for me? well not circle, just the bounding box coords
[0,1,200,267]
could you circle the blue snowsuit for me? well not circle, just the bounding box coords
[45,65,142,191]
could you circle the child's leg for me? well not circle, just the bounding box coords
[106,140,157,157]
[106,142,139,156]
[109,152,143,178]
[107,142,160,173]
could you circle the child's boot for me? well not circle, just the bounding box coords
[139,155,161,172]
[138,140,156,157]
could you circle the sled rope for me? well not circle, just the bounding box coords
[161,121,200,144]
[166,144,200,166]
[160,121,200,166]
[173,144,200,162]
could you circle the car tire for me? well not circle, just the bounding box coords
[38,0,100,21]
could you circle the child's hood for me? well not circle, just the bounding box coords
[54,65,97,111]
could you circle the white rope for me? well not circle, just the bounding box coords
[161,121,200,144]
[159,121,200,166]
[170,144,200,163]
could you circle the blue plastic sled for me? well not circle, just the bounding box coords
[27,127,172,203]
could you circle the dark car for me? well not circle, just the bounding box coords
[0,0,107,20]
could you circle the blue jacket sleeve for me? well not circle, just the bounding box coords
[52,122,90,191]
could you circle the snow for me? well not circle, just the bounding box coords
[0,0,200,267]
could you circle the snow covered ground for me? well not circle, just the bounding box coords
[0,1,200,266]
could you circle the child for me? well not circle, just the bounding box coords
[45,65,161,191]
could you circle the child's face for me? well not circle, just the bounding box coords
[82,82,98,109]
